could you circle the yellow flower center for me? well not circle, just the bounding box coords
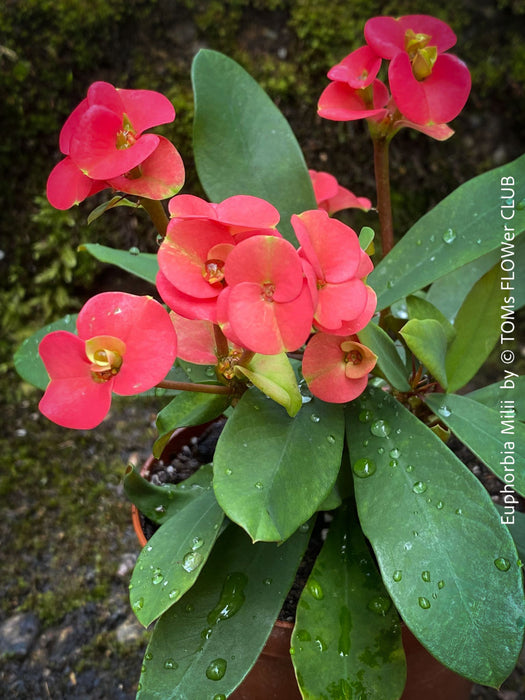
[85,335,126,383]
[404,29,438,80]
[115,114,137,149]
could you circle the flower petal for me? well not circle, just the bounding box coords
[118,87,175,134]
[47,157,106,210]
[157,270,219,323]
[318,80,389,122]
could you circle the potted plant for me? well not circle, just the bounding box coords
[15,13,525,699]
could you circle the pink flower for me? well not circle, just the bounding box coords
[39,292,177,429]
[219,235,315,355]
[326,46,382,89]
[364,15,471,125]
[292,210,375,334]
[309,170,371,214]
[302,333,377,403]
[47,81,184,209]
[318,77,389,122]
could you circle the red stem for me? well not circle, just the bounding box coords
[372,136,394,257]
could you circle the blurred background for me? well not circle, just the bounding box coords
[1,0,523,697]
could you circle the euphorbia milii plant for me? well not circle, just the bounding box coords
[16,12,525,700]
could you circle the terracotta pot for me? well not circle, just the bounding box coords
[132,426,472,700]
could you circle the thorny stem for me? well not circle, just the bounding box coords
[139,198,169,238]
[372,135,394,257]
[213,324,230,359]
[156,380,233,395]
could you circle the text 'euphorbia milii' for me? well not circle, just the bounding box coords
[39,292,177,429]
[364,15,471,125]
[303,333,377,402]
[47,81,184,209]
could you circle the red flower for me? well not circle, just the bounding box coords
[292,210,374,334]
[219,235,315,355]
[318,77,389,122]
[302,333,377,403]
[309,170,371,214]
[39,293,177,429]
[47,81,184,209]
[364,15,471,125]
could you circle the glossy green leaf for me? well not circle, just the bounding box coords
[235,352,301,417]
[137,521,312,700]
[359,226,375,251]
[14,313,78,389]
[87,195,139,224]
[369,154,525,310]
[213,388,344,542]
[292,502,406,699]
[346,387,525,687]
[79,243,158,284]
[192,49,316,243]
[406,295,456,344]
[400,319,448,389]
[124,464,213,525]
[357,322,411,391]
[425,393,525,498]
[445,265,502,392]
[154,392,230,458]
[130,478,224,627]
[467,377,525,421]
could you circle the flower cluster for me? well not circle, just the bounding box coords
[318,14,471,140]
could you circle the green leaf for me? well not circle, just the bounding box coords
[137,521,312,700]
[369,154,525,310]
[357,322,411,391]
[425,393,525,498]
[213,388,344,542]
[124,463,213,525]
[234,352,302,417]
[346,387,525,687]
[154,392,230,458]
[359,226,375,251]
[445,265,502,392]
[14,313,78,389]
[406,295,456,344]
[79,243,158,284]
[292,502,406,699]
[130,481,225,627]
[400,319,449,389]
[467,377,525,421]
[87,195,139,225]
[495,508,525,562]
[192,49,316,243]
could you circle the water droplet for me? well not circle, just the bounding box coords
[442,228,456,244]
[377,446,384,455]
[310,414,320,423]
[370,419,391,437]
[263,578,272,585]
[429,255,436,262]
[418,597,431,610]
[436,500,444,510]
[438,580,445,589]
[299,380,313,403]
[191,536,204,550]
[389,459,398,467]
[430,234,436,243]
[395,428,402,435]
[154,505,166,514]
[389,448,401,459]
[359,409,372,423]
[476,238,482,245]
[352,457,376,478]
[314,636,328,652]
[213,695,227,700]
[205,658,227,681]
[362,439,369,447]
[296,629,311,641]
[416,239,422,246]
[129,246,140,255]
[168,589,179,600]
[132,597,144,611]
[439,405,452,417]
[421,570,431,582]
[146,545,153,552]
[299,523,310,533]
[164,658,178,670]
[368,595,392,615]
[327,434,336,444]
[393,570,403,582]
[152,569,164,585]
[182,551,204,573]
[289,646,295,655]
[145,652,153,661]
[494,557,511,572]
[516,198,525,211]
[225,468,233,476]
[455,508,463,516]
[308,579,324,600]
[185,603,194,613]
[387,280,394,289]
[207,572,248,626]
[254,481,264,490]
[205,366,216,377]
[412,481,428,494]
[404,542,412,551]
[405,464,414,473]
[201,627,213,640]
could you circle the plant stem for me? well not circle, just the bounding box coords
[156,380,233,395]
[372,136,394,257]
[139,198,169,237]
[213,324,230,358]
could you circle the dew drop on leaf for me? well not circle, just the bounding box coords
[164,658,178,670]
[418,597,431,610]
[370,419,391,437]
[393,570,402,582]
[205,658,227,681]
[494,557,511,571]
[412,481,428,494]
[352,457,376,478]
[442,228,456,244]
